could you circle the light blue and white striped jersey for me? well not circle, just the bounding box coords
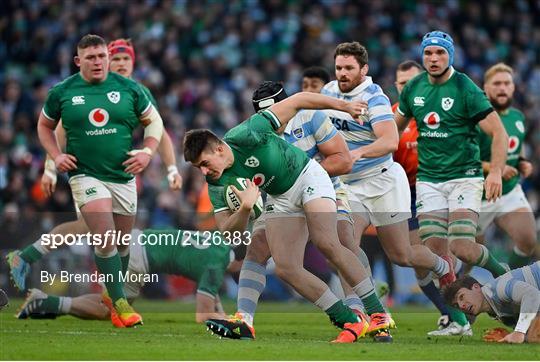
[481,261,540,333]
[283,109,337,158]
[322,77,395,183]
[282,109,343,189]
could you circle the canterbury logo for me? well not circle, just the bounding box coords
[85,187,97,196]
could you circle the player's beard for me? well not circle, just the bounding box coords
[490,96,512,112]
[338,76,362,93]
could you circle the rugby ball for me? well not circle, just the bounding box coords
[224,178,264,220]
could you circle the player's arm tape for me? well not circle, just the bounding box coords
[140,105,164,141]
[515,313,537,334]
[260,110,281,131]
[128,147,153,157]
[167,165,179,182]
[44,158,56,174]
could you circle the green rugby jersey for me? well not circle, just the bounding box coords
[208,184,228,213]
[144,229,231,297]
[207,109,310,195]
[478,107,526,196]
[140,83,158,109]
[42,72,151,183]
[398,69,493,182]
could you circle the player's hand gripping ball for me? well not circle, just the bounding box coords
[224,178,264,220]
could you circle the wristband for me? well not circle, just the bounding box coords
[45,159,56,173]
[518,156,530,163]
[127,147,153,157]
[44,159,57,183]
[167,165,179,183]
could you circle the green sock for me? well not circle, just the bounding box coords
[94,252,125,302]
[476,245,507,277]
[508,247,530,269]
[447,305,468,326]
[326,301,359,328]
[353,278,386,314]
[120,253,130,274]
[20,245,44,264]
[361,292,385,315]
[41,295,61,314]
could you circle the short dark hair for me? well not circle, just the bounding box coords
[397,60,422,73]
[252,81,288,112]
[334,42,368,67]
[302,66,331,84]
[77,34,106,50]
[442,275,481,306]
[183,129,222,163]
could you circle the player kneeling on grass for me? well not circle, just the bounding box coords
[15,229,242,325]
[443,261,540,344]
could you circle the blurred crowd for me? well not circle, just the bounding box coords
[1,0,539,250]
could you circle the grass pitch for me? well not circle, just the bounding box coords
[1,299,538,360]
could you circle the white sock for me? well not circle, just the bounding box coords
[314,288,339,311]
[59,296,72,314]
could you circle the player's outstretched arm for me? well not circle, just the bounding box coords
[157,131,182,190]
[268,92,367,128]
[479,111,508,201]
[498,280,540,343]
[318,132,353,176]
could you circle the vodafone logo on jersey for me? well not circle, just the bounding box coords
[252,173,266,186]
[508,136,520,153]
[423,112,441,130]
[88,108,110,127]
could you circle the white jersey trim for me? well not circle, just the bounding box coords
[41,108,57,122]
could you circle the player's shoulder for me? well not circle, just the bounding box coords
[321,81,341,97]
[453,70,480,90]
[400,72,428,102]
[364,81,385,96]
[49,73,82,93]
[108,72,143,91]
[296,109,326,123]
[404,71,428,91]
[224,119,246,140]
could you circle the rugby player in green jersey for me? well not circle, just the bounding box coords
[395,31,510,281]
[184,93,382,343]
[205,80,393,343]
[36,34,165,328]
[7,38,182,301]
[15,229,239,324]
[476,63,537,269]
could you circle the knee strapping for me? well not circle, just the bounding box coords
[448,219,477,242]
[418,218,448,243]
